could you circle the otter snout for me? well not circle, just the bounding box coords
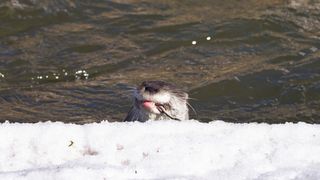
[142,81,160,94]
[124,81,189,122]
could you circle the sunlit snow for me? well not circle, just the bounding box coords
[0,120,320,180]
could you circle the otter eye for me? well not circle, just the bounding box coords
[144,86,159,93]
[163,103,171,110]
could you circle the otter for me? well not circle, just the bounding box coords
[124,81,189,122]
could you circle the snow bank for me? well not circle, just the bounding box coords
[0,120,320,180]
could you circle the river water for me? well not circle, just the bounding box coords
[0,0,319,123]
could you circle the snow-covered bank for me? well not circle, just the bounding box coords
[1,120,320,180]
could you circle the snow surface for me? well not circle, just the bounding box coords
[1,120,320,180]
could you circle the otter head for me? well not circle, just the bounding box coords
[124,81,189,122]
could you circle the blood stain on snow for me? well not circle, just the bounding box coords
[83,146,99,156]
[121,159,130,166]
[142,152,149,158]
[116,144,124,151]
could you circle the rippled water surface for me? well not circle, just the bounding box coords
[0,0,319,123]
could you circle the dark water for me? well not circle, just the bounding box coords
[0,0,319,124]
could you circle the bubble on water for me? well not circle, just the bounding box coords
[192,41,197,45]
[75,70,89,80]
[11,0,25,9]
[55,76,59,79]
[234,76,240,82]
[64,72,68,76]
[310,47,318,52]
[0,72,4,78]
[298,51,306,56]
[45,75,49,79]
[279,68,290,74]
[206,36,211,41]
